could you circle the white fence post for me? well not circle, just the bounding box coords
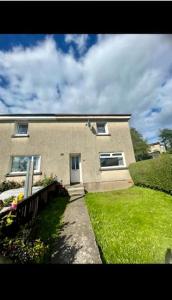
[24,157,34,199]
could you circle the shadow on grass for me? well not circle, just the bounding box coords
[30,196,69,262]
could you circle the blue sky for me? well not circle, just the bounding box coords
[0,34,97,57]
[0,34,172,143]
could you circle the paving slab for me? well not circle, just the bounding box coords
[51,195,102,264]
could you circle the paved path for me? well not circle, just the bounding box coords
[51,195,102,264]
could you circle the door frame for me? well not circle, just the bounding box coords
[70,153,82,184]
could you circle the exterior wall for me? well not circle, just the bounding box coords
[84,180,133,192]
[0,118,135,190]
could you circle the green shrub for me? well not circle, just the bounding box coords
[0,237,48,264]
[129,154,172,194]
[0,210,17,239]
[0,181,23,193]
[34,174,57,187]
[0,200,3,210]
[0,223,48,264]
[1,211,16,227]
[3,196,15,207]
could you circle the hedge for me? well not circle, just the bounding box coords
[129,154,172,194]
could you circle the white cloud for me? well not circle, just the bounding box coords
[65,34,89,55]
[0,34,172,142]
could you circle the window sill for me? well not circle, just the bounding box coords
[100,167,127,171]
[6,172,42,177]
[11,134,30,138]
[96,133,111,136]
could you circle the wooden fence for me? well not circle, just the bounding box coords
[165,248,172,264]
[1,181,68,231]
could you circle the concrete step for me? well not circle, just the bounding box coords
[66,185,85,196]
[68,191,85,196]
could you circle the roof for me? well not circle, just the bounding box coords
[149,142,160,146]
[0,113,131,121]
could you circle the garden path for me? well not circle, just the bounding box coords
[51,195,102,264]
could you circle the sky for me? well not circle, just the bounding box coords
[0,34,172,143]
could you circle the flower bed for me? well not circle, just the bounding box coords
[0,181,69,264]
[0,192,24,212]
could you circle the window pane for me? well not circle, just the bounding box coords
[100,157,124,167]
[11,156,40,172]
[97,123,106,133]
[100,153,110,157]
[11,156,29,172]
[72,157,75,170]
[118,157,124,165]
[33,156,39,171]
[17,123,28,134]
[75,157,79,169]
[71,157,79,170]
[112,153,122,157]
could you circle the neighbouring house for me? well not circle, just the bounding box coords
[148,142,166,159]
[0,114,135,192]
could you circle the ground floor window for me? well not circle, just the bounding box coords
[99,152,126,169]
[11,155,41,173]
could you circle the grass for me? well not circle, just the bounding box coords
[31,196,69,262]
[85,186,172,264]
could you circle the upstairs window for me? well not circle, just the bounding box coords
[100,152,126,169]
[96,122,108,135]
[16,123,28,136]
[11,155,41,173]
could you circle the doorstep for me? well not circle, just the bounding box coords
[65,184,85,197]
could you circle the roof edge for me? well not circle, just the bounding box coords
[0,113,131,121]
[0,113,131,117]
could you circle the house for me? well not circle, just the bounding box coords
[0,114,135,192]
[148,142,166,159]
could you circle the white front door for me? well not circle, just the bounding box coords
[70,155,80,184]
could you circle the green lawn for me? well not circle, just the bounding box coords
[85,186,172,264]
[31,196,69,262]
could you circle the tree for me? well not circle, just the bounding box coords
[159,129,172,151]
[130,127,150,161]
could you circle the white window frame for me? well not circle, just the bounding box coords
[15,122,29,136]
[10,155,41,175]
[99,152,126,170]
[96,122,109,135]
